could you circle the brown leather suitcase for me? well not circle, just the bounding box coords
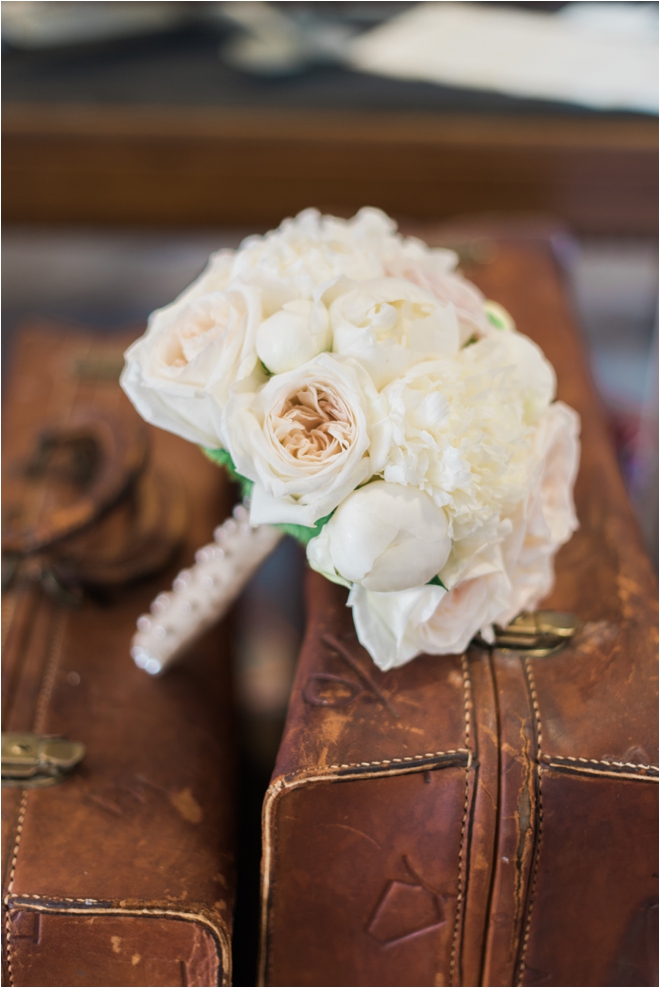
[2,324,236,987]
[259,237,659,987]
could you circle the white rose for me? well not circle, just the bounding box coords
[348,402,579,671]
[121,283,262,449]
[381,238,492,345]
[496,400,580,625]
[307,481,451,592]
[256,299,331,374]
[438,516,512,591]
[348,535,511,670]
[381,332,555,541]
[231,208,389,314]
[330,277,460,389]
[223,353,390,527]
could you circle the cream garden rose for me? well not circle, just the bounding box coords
[121,283,262,449]
[307,480,451,592]
[381,238,492,345]
[120,208,501,453]
[223,353,390,526]
[330,277,460,389]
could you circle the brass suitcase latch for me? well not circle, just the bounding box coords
[475,610,580,656]
[2,732,86,787]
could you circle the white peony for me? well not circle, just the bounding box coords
[230,208,392,314]
[256,299,331,374]
[229,206,488,328]
[349,573,511,672]
[380,237,492,345]
[223,353,390,527]
[381,332,556,542]
[306,480,451,592]
[121,283,262,449]
[348,399,579,670]
[330,277,460,389]
[497,400,580,625]
[349,583,446,671]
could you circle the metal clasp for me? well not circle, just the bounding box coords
[474,610,580,657]
[2,732,86,788]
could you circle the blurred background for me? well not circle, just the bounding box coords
[2,2,658,983]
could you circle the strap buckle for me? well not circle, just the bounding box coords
[2,732,86,788]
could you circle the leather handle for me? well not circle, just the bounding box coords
[3,409,149,555]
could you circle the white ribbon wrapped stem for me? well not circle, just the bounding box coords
[131,502,281,675]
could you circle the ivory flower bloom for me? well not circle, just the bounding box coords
[350,572,511,672]
[121,206,581,675]
[382,333,556,541]
[307,481,451,592]
[381,239,491,345]
[497,400,580,625]
[223,353,390,526]
[256,299,331,374]
[348,400,579,671]
[229,206,485,323]
[330,277,460,389]
[121,283,262,449]
[231,208,390,313]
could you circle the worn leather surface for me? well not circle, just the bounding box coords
[2,408,149,556]
[2,324,236,987]
[261,241,658,987]
[6,912,220,988]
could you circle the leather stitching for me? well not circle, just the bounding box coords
[3,896,231,987]
[32,609,67,734]
[311,749,470,773]
[449,654,473,987]
[265,750,471,794]
[258,744,471,985]
[541,764,657,783]
[4,608,66,987]
[517,658,543,987]
[540,754,658,773]
[4,791,29,988]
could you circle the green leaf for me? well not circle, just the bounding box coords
[202,447,254,500]
[274,511,334,546]
[486,310,506,330]
[484,300,515,332]
[203,445,334,546]
[427,575,448,590]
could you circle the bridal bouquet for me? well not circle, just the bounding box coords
[121,208,579,672]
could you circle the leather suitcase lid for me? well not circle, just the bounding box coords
[271,236,658,784]
[2,323,236,987]
[260,235,658,988]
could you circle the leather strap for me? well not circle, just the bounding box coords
[3,409,148,556]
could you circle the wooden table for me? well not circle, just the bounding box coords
[3,101,657,234]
